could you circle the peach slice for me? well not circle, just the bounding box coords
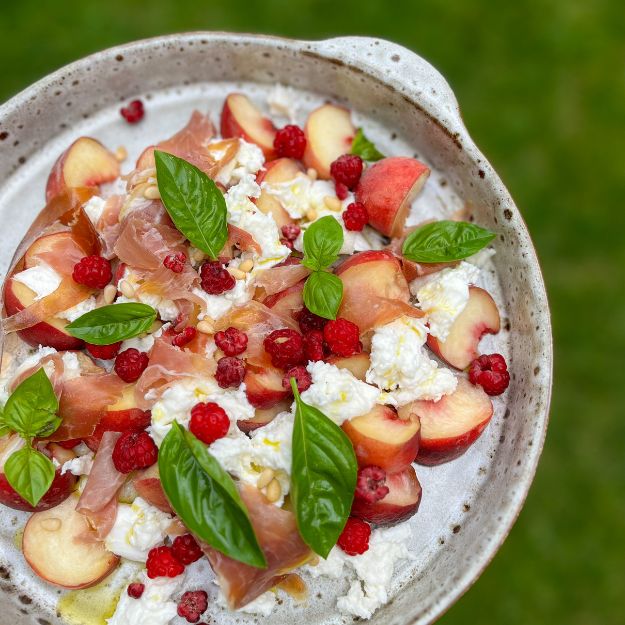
[134,465,172,514]
[255,158,303,227]
[237,400,291,434]
[427,286,501,370]
[302,104,356,178]
[263,280,305,319]
[327,353,371,381]
[400,378,494,466]
[342,404,420,473]
[23,494,119,589]
[244,366,290,409]
[355,157,430,237]
[351,466,422,525]
[46,137,120,202]
[220,93,277,159]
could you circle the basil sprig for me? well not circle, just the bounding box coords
[351,128,384,162]
[1,368,61,507]
[402,220,496,263]
[66,303,156,345]
[155,150,228,259]
[290,379,357,558]
[301,216,344,320]
[159,422,267,568]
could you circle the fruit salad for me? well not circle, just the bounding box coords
[0,87,510,624]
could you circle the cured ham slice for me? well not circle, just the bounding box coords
[225,224,261,256]
[97,195,124,259]
[203,485,311,609]
[256,261,310,297]
[133,466,172,514]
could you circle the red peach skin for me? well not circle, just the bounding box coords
[263,280,305,318]
[0,470,76,513]
[244,366,291,409]
[255,158,303,227]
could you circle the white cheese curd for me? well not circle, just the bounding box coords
[121,333,156,354]
[214,139,265,187]
[300,361,380,425]
[367,316,457,406]
[82,195,107,225]
[11,346,57,382]
[57,295,97,322]
[60,351,82,381]
[12,264,61,300]
[261,174,335,220]
[107,571,183,625]
[191,275,252,322]
[105,497,172,562]
[117,268,179,322]
[267,84,299,122]
[61,452,94,476]
[410,261,481,342]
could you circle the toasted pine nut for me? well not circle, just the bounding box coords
[149,320,163,334]
[119,280,135,298]
[265,478,282,503]
[324,195,342,211]
[103,284,117,304]
[306,209,317,222]
[238,259,254,273]
[257,468,275,490]
[115,146,128,162]
[307,168,318,180]
[197,320,214,334]
[144,185,161,200]
[308,555,320,567]
[189,247,206,264]
[228,268,246,280]
[41,518,62,532]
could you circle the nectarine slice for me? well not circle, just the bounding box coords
[256,157,303,227]
[326,353,371,381]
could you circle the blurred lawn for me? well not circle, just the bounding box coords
[1,1,624,624]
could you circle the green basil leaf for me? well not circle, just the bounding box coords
[303,271,343,320]
[3,368,59,439]
[402,220,496,263]
[0,409,10,438]
[155,150,228,260]
[290,379,357,558]
[351,128,385,161]
[159,422,267,569]
[4,446,55,507]
[302,216,344,271]
[66,303,157,345]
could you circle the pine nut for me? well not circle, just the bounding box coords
[265,478,281,503]
[103,284,117,304]
[238,259,254,273]
[197,320,214,334]
[115,146,128,162]
[119,280,135,298]
[41,518,62,532]
[189,247,206,264]
[144,185,161,200]
[307,168,318,180]
[306,208,318,222]
[257,468,275,490]
[149,320,163,334]
[228,268,246,280]
[324,195,342,211]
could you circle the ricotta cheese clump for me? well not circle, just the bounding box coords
[12,264,61,300]
[214,138,265,187]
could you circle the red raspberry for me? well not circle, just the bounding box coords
[86,341,122,360]
[297,307,327,334]
[323,318,361,357]
[177,590,208,623]
[146,545,185,579]
[330,154,363,190]
[280,238,294,250]
[469,353,510,396]
[189,402,230,444]
[282,365,312,392]
[172,534,203,565]
[215,356,245,388]
[303,330,325,361]
[112,430,158,473]
[214,327,248,356]
[56,439,81,449]
[335,182,349,200]
[200,261,235,295]
[263,328,305,370]
[120,99,145,124]
[343,202,369,231]
[163,252,186,273]
[127,582,145,599]
[273,125,306,159]
[114,348,149,382]
[355,466,389,503]
[337,517,371,556]
[172,327,197,348]
[281,224,301,241]
[72,255,112,289]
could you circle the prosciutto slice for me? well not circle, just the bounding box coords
[256,262,310,296]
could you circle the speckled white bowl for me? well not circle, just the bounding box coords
[0,33,551,625]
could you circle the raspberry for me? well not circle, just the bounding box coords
[189,402,230,444]
[330,154,363,190]
[215,356,245,388]
[72,255,112,289]
[172,327,197,348]
[120,99,145,124]
[214,327,248,356]
[280,238,294,250]
[297,307,327,334]
[263,328,305,370]
[303,330,325,361]
[335,182,349,200]
[56,439,81,449]
[343,202,369,231]
[172,534,203,565]
[337,517,371,556]
[469,353,510,396]
[146,545,185,579]
[323,318,361,358]
[273,125,306,159]
[127,582,145,599]
[86,341,122,360]
[282,365,312,392]
[200,261,235,295]
[177,590,208,623]
[114,348,149,382]
[281,224,301,241]
[112,430,158,473]
[163,252,186,273]
[355,466,389,503]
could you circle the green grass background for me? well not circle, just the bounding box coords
[1,1,623,623]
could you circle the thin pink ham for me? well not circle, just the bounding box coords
[98,195,124,259]
[256,262,311,296]
[225,224,261,256]
[133,466,172,514]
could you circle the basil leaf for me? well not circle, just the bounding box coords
[402,220,496,263]
[155,150,228,260]
[4,446,55,507]
[351,128,384,161]
[302,216,344,271]
[290,380,357,558]
[3,368,59,439]
[159,422,267,569]
[303,271,343,320]
[0,409,10,438]
[66,303,157,345]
